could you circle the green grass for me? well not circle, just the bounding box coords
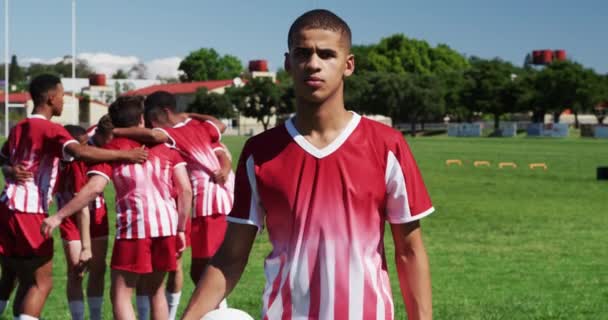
[2,135,608,319]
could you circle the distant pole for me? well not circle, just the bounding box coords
[4,0,9,137]
[72,0,76,99]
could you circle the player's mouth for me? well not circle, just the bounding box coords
[304,76,324,89]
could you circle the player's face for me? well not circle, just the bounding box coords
[93,132,113,147]
[285,28,354,105]
[50,84,65,116]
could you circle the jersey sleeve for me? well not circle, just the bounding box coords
[193,119,221,144]
[47,123,79,161]
[227,142,264,230]
[72,161,90,193]
[153,127,176,148]
[170,148,187,169]
[384,136,434,224]
[88,162,112,181]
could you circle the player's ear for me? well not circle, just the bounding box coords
[343,53,355,78]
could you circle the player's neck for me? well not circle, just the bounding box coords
[167,113,187,127]
[31,106,53,120]
[294,91,350,135]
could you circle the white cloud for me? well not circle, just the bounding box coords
[145,57,182,79]
[21,52,182,80]
[77,52,140,76]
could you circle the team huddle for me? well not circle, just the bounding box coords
[0,9,434,320]
[0,75,233,320]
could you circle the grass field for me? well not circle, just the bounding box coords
[1,135,607,319]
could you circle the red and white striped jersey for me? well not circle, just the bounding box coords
[88,137,186,239]
[0,115,78,214]
[229,113,434,320]
[155,118,234,218]
[55,160,107,223]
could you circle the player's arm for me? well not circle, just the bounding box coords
[112,127,170,145]
[173,164,192,255]
[181,223,257,320]
[65,143,148,164]
[185,113,226,133]
[40,175,108,238]
[76,205,93,275]
[212,148,232,185]
[390,221,432,320]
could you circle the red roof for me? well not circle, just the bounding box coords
[123,80,235,96]
[0,92,31,104]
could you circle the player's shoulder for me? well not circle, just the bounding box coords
[358,116,405,146]
[243,123,290,155]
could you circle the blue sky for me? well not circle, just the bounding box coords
[1,0,606,78]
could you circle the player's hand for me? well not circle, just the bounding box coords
[213,168,230,185]
[40,215,62,238]
[125,146,148,163]
[176,231,186,258]
[77,247,92,278]
[2,164,33,183]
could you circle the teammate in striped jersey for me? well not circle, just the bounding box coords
[41,96,192,320]
[112,91,233,314]
[182,10,434,320]
[54,117,114,320]
[0,75,147,320]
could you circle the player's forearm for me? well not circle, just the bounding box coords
[395,243,433,320]
[76,206,92,251]
[56,186,102,221]
[215,150,232,171]
[176,189,192,232]
[186,113,226,133]
[70,144,129,163]
[113,127,168,144]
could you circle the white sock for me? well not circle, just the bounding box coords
[87,296,104,320]
[166,291,182,320]
[68,300,85,320]
[218,298,228,309]
[0,300,8,313]
[17,315,38,320]
[136,295,150,320]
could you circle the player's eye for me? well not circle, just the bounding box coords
[317,50,337,59]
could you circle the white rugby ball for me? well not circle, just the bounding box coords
[202,308,254,320]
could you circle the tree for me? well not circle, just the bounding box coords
[26,57,94,79]
[276,68,292,86]
[354,34,468,75]
[129,63,147,79]
[179,48,243,82]
[188,87,235,118]
[8,55,25,87]
[230,78,293,131]
[460,57,521,130]
[531,61,604,126]
[112,69,129,79]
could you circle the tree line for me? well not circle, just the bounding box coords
[186,35,608,134]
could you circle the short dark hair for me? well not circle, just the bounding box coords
[96,114,114,136]
[287,9,352,50]
[64,125,87,140]
[109,96,144,128]
[29,74,62,106]
[144,91,176,125]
